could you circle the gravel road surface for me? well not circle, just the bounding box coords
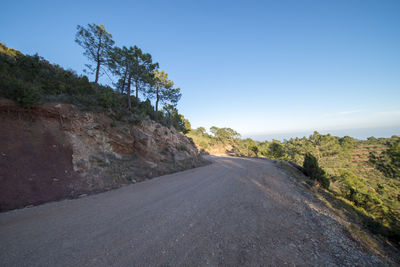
[0,156,384,266]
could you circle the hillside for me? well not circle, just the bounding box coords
[0,99,206,211]
[188,127,400,246]
[0,41,207,211]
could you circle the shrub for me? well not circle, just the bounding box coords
[303,152,330,189]
[1,77,42,108]
[199,140,208,149]
[268,141,288,160]
[96,86,117,108]
[336,170,382,209]
[176,144,188,152]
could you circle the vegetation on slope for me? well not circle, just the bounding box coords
[188,127,400,243]
[0,23,190,133]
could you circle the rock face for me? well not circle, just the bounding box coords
[0,100,207,211]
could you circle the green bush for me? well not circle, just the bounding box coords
[336,170,382,208]
[303,153,330,189]
[199,140,208,149]
[0,76,42,107]
[96,86,117,108]
[176,144,188,152]
[0,43,190,134]
[268,141,289,160]
[370,140,400,178]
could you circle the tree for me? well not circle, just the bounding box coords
[196,127,207,136]
[109,45,158,109]
[209,126,240,143]
[210,126,219,136]
[149,70,181,117]
[182,116,191,133]
[268,140,287,159]
[109,46,135,108]
[130,47,158,100]
[370,140,400,178]
[75,23,114,85]
[303,152,330,189]
[163,104,191,133]
[109,46,131,94]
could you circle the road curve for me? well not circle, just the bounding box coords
[0,156,383,266]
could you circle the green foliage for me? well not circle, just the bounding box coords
[0,42,23,58]
[75,23,114,84]
[249,144,259,155]
[149,70,181,113]
[282,134,400,242]
[188,126,400,243]
[334,170,381,208]
[0,75,42,107]
[183,117,191,133]
[199,140,209,149]
[13,82,42,108]
[96,86,118,108]
[210,126,240,144]
[268,141,289,160]
[339,136,354,150]
[370,140,400,178]
[0,42,186,133]
[0,44,96,107]
[138,98,154,118]
[303,153,330,189]
[176,144,188,152]
[162,104,190,133]
[109,45,158,108]
[195,127,207,136]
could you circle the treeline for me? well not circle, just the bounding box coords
[188,127,400,242]
[0,23,189,132]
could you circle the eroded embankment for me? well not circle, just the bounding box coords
[0,100,207,211]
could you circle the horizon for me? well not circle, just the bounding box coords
[244,125,400,142]
[1,0,399,138]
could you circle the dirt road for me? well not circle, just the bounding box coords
[0,156,384,266]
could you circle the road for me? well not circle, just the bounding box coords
[0,156,383,266]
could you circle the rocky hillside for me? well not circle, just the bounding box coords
[0,100,207,211]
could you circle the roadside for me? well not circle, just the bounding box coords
[277,161,400,266]
[0,156,390,266]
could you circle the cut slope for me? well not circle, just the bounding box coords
[0,99,206,211]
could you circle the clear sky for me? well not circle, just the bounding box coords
[1,0,399,140]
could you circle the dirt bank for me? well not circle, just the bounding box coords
[0,100,207,211]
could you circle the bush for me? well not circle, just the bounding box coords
[199,140,208,149]
[336,170,382,208]
[15,83,42,108]
[268,141,289,160]
[303,153,330,189]
[370,140,400,178]
[176,144,188,152]
[96,86,117,108]
[0,77,42,107]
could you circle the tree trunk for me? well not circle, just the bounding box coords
[94,60,100,85]
[94,34,103,85]
[121,69,127,94]
[135,79,139,99]
[155,85,159,120]
[127,74,132,110]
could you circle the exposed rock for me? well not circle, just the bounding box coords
[0,100,208,211]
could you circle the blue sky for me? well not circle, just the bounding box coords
[1,0,399,140]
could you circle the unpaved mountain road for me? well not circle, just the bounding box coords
[0,156,384,266]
